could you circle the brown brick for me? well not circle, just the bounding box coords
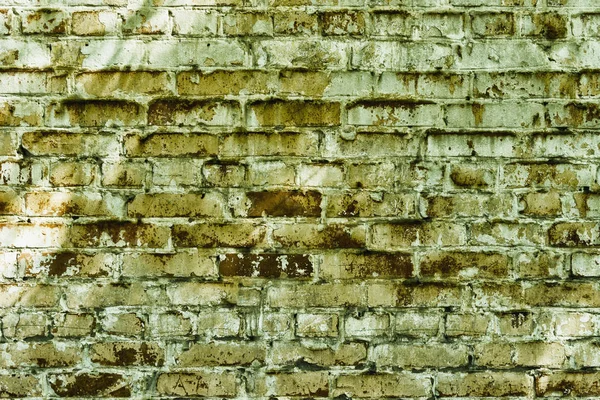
[177,70,277,95]
[125,132,218,157]
[72,10,118,35]
[50,161,96,186]
[166,282,249,306]
[64,282,161,309]
[157,372,237,397]
[549,222,600,247]
[0,284,60,308]
[368,282,464,307]
[177,342,265,366]
[76,71,171,97]
[523,12,568,39]
[474,342,513,367]
[0,189,22,215]
[102,162,146,187]
[0,374,42,397]
[372,343,469,368]
[2,312,48,339]
[278,70,331,96]
[102,313,144,337]
[321,252,413,279]
[268,283,367,307]
[68,222,169,248]
[273,223,366,249]
[48,100,143,127]
[446,313,490,336]
[219,253,313,278]
[248,100,341,127]
[520,191,562,216]
[513,342,566,367]
[327,191,416,218]
[148,99,240,126]
[127,192,224,218]
[297,313,339,337]
[321,11,365,35]
[173,223,267,248]
[0,100,42,126]
[537,372,600,397]
[221,132,319,157]
[244,190,322,217]
[0,132,16,156]
[420,251,510,280]
[223,12,272,36]
[370,222,467,249]
[52,313,95,337]
[91,342,164,366]
[49,373,132,397]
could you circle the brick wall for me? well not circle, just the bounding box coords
[1,0,599,398]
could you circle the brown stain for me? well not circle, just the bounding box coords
[43,252,76,276]
[61,100,141,127]
[450,166,490,187]
[471,103,485,126]
[250,100,340,127]
[246,190,322,217]
[347,252,413,278]
[50,373,130,397]
[219,253,313,278]
[421,252,508,278]
[534,13,567,40]
[148,99,235,126]
[548,222,593,246]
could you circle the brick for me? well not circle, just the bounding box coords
[148,99,241,127]
[268,283,367,307]
[547,102,600,128]
[537,372,600,397]
[197,310,242,337]
[102,162,146,187]
[0,10,11,35]
[520,191,562,216]
[515,251,564,278]
[49,373,133,397]
[0,189,22,215]
[446,102,545,128]
[0,71,66,94]
[523,282,600,307]
[474,342,513,367]
[0,284,60,308]
[255,372,329,397]
[2,312,48,339]
[152,159,202,187]
[242,190,322,217]
[271,342,367,366]
[394,311,441,337]
[122,8,170,35]
[123,251,216,278]
[372,343,469,368]
[172,10,218,36]
[580,71,600,96]
[127,192,224,218]
[173,223,267,248]
[497,311,535,336]
[273,223,366,249]
[177,70,276,96]
[21,9,67,34]
[91,342,164,366]
[471,12,515,36]
[321,11,365,36]
[555,312,596,337]
[572,252,600,276]
[0,342,81,368]
[298,163,344,187]
[572,341,600,366]
[223,12,272,36]
[0,132,16,156]
[65,283,161,309]
[149,312,192,337]
[427,133,522,158]
[446,313,490,336]
[52,313,95,337]
[274,11,319,35]
[321,252,413,279]
[347,100,443,127]
[373,12,464,39]
[67,222,169,248]
[76,71,171,97]
[248,100,340,127]
[25,191,124,217]
[502,162,594,188]
[50,161,96,186]
[420,251,509,280]
[333,373,432,398]
[177,342,265,366]
[253,40,349,69]
[0,374,41,397]
[514,342,566,367]
[125,132,218,157]
[522,12,568,39]
[377,72,469,98]
[203,163,246,187]
[157,372,238,397]
[0,39,50,68]
[147,40,246,68]
[22,251,115,278]
[219,253,313,278]
[368,282,464,307]
[247,163,296,186]
[48,100,143,127]
[72,10,119,35]
[221,132,319,157]
[102,313,144,337]
[471,222,544,246]
[437,372,533,397]
[423,193,514,218]
[166,282,244,306]
[549,222,600,247]
[22,131,120,157]
[474,72,578,99]
[327,191,416,218]
[450,164,496,188]
[261,313,293,339]
[345,312,389,337]
[297,313,338,337]
[0,99,43,126]
[370,222,467,249]
[0,223,67,248]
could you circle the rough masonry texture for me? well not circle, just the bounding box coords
[0,0,599,398]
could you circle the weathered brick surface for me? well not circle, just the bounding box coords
[1,2,598,399]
